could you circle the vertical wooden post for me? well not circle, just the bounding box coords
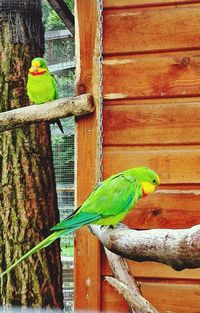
[74,0,101,311]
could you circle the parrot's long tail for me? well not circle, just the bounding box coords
[55,119,64,133]
[0,227,78,277]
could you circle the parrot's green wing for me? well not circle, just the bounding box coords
[51,172,140,231]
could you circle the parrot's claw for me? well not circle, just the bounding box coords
[100,225,108,230]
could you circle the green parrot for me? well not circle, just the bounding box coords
[0,166,160,277]
[27,57,64,133]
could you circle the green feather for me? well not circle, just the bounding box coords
[27,57,63,132]
[1,167,160,276]
[0,227,79,278]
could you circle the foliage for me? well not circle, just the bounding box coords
[55,70,75,98]
[42,0,74,31]
[45,39,75,64]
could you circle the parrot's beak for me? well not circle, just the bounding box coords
[33,66,39,73]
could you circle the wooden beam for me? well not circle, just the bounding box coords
[47,0,75,35]
[74,0,102,311]
[45,30,72,41]
[0,94,93,132]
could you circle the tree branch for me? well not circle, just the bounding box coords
[105,248,158,313]
[105,277,158,313]
[105,248,140,293]
[0,94,94,132]
[90,224,200,271]
[47,0,75,35]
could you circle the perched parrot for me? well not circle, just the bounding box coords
[0,166,160,277]
[27,57,64,133]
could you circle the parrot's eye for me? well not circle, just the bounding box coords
[152,179,157,184]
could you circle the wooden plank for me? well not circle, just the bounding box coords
[103,146,200,184]
[103,5,200,54]
[103,102,200,145]
[102,253,200,279]
[102,280,200,313]
[123,191,200,229]
[103,51,200,99]
[104,0,200,9]
[104,95,200,106]
[74,0,101,311]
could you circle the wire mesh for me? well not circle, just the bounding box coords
[0,0,37,11]
[45,36,75,313]
[42,0,75,309]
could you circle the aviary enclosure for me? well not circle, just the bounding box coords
[1,0,200,312]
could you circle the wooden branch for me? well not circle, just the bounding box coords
[105,277,158,313]
[47,0,75,35]
[0,94,94,132]
[90,224,200,271]
[105,248,158,313]
[105,248,140,293]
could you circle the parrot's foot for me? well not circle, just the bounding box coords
[105,223,125,229]
[100,225,116,231]
[116,222,126,228]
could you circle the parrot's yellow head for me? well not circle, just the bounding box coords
[132,167,160,197]
[29,57,48,76]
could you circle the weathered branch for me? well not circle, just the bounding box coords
[47,0,75,35]
[105,248,158,313]
[90,224,200,271]
[0,94,94,132]
[105,248,140,293]
[105,277,158,313]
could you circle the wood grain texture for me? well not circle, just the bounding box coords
[0,94,94,132]
[103,5,200,55]
[103,146,200,184]
[102,253,200,279]
[104,95,200,106]
[103,102,200,145]
[103,51,200,99]
[74,0,101,311]
[123,191,200,229]
[102,280,200,313]
[104,0,200,9]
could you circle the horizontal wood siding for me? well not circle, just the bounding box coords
[102,281,200,313]
[103,52,200,99]
[103,5,200,55]
[103,146,200,184]
[101,0,200,312]
[102,253,200,279]
[104,0,200,9]
[103,102,200,145]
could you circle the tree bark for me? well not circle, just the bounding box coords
[90,224,200,271]
[0,0,63,308]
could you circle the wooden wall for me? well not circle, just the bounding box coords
[75,0,200,312]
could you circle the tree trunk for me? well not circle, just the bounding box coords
[0,0,63,308]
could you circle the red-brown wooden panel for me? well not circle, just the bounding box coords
[103,102,200,145]
[103,52,200,99]
[102,253,200,279]
[74,0,101,311]
[124,191,200,229]
[104,0,200,9]
[104,95,200,106]
[102,280,200,312]
[103,5,200,54]
[103,147,200,184]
